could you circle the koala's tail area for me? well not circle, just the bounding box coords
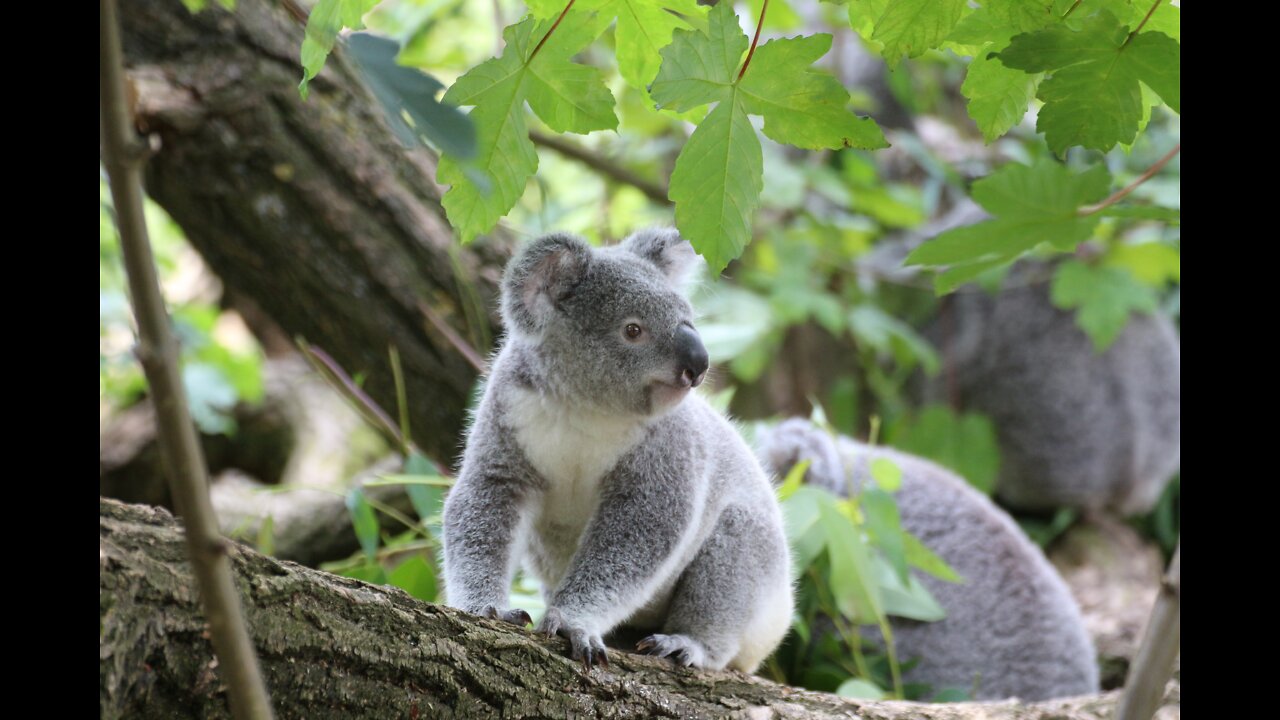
[756,418,846,496]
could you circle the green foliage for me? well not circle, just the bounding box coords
[906,159,1111,292]
[960,48,1040,144]
[347,32,476,159]
[1050,259,1157,350]
[777,427,962,698]
[300,0,381,98]
[868,0,966,67]
[998,10,1180,156]
[544,0,708,96]
[324,451,453,601]
[180,0,234,12]
[437,14,615,242]
[887,406,1000,495]
[655,3,885,272]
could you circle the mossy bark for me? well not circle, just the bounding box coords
[100,499,1177,720]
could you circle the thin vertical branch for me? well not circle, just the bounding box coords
[99,1,274,717]
[1116,541,1180,720]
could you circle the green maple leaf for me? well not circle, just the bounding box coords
[437,16,617,243]
[653,3,885,273]
[906,160,1111,292]
[669,96,763,275]
[528,0,708,95]
[740,35,888,150]
[871,0,967,67]
[1050,260,1158,350]
[961,44,1041,143]
[998,10,1180,156]
[299,0,380,98]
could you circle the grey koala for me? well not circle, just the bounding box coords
[442,229,793,672]
[759,418,1099,701]
[920,277,1181,514]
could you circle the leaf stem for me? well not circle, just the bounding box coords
[1061,0,1083,19]
[1123,0,1163,47]
[1078,143,1180,216]
[528,0,577,63]
[736,0,770,82]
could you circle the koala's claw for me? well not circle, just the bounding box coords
[636,633,707,668]
[482,606,532,627]
[537,608,609,670]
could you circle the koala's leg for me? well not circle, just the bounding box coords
[639,505,791,672]
[441,473,532,626]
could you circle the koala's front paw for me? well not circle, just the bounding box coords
[636,633,708,668]
[537,607,609,669]
[482,605,533,627]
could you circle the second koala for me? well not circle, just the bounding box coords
[442,229,793,672]
[760,418,1099,701]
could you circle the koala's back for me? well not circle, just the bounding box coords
[840,440,1099,700]
[936,283,1180,514]
[759,419,1098,700]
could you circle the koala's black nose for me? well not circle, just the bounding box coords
[675,324,709,388]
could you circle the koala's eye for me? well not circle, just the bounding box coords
[624,323,643,340]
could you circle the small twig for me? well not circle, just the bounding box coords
[528,0,577,63]
[418,300,490,373]
[530,130,672,206]
[1123,0,1164,46]
[296,339,405,449]
[1116,541,1180,720]
[737,0,770,82]
[100,1,274,717]
[388,345,412,457]
[1079,144,1180,216]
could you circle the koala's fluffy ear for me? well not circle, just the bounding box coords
[620,227,703,290]
[502,233,593,335]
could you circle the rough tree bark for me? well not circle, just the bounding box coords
[117,0,511,463]
[100,499,1179,719]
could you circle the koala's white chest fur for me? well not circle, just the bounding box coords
[506,388,644,564]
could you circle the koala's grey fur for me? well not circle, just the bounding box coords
[759,418,1099,701]
[921,278,1181,514]
[442,229,793,672]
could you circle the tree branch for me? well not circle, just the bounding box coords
[1116,541,1180,720]
[101,498,1180,720]
[100,1,273,717]
[529,129,672,206]
[1079,143,1180,216]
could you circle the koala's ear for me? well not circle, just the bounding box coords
[620,227,703,290]
[502,233,593,335]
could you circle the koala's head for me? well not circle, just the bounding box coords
[501,228,708,417]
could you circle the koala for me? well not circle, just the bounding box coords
[441,229,793,672]
[759,418,1099,701]
[920,276,1181,514]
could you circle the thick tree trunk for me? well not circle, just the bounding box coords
[100,499,1178,719]
[116,0,511,463]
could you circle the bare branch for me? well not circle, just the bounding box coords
[100,1,274,717]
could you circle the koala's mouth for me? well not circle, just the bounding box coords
[648,379,693,410]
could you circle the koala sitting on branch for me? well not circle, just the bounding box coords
[442,229,794,672]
